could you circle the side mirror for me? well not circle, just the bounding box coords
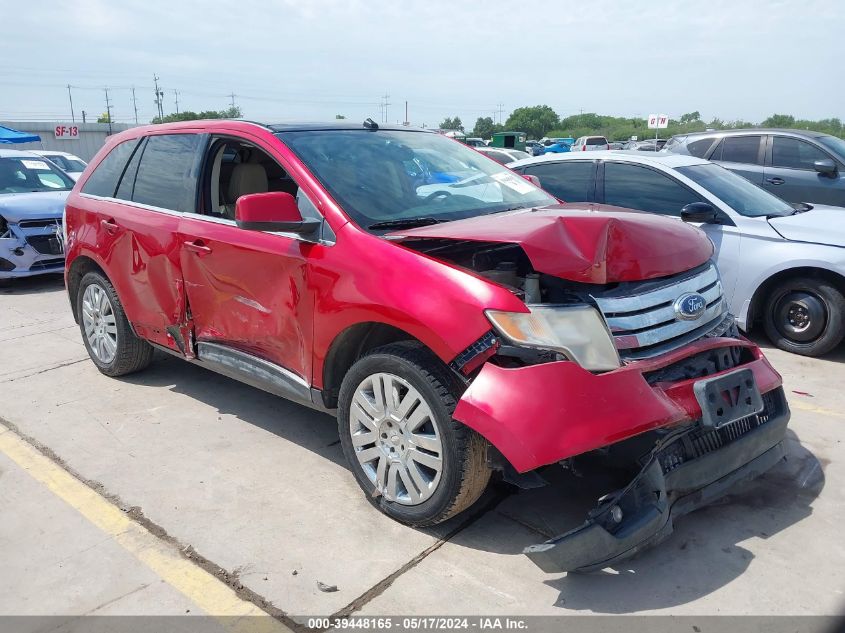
[681,202,720,224]
[522,174,542,187]
[814,158,837,176]
[235,192,321,235]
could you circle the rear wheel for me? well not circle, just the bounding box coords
[338,342,491,527]
[77,271,154,376]
[762,277,845,356]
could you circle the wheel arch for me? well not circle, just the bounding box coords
[320,322,436,409]
[747,265,845,329]
[66,255,109,323]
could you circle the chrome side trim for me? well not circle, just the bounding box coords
[196,341,311,403]
[78,193,333,244]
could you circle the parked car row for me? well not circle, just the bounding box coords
[663,128,845,207]
[508,150,845,356]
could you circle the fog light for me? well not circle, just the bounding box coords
[609,505,623,524]
[13,247,25,257]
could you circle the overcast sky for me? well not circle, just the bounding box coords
[1,0,842,128]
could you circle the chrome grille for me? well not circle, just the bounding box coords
[594,263,727,359]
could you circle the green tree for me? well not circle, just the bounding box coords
[504,105,559,139]
[761,114,796,128]
[472,116,501,139]
[335,114,346,119]
[439,116,463,131]
[680,111,701,124]
[152,106,242,124]
[97,112,111,123]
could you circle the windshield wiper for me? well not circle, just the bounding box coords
[368,217,444,230]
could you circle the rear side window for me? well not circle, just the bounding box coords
[771,137,829,170]
[115,139,145,201]
[603,162,702,216]
[586,137,607,146]
[132,134,202,213]
[686,138,715,158]
[81,139,140,197]
[710,135,762,165]
[524,161,593,202]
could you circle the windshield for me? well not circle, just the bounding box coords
[817,135,845,159]
[0,156,75,194]
[277,129,555,232]
[677,163,793,217]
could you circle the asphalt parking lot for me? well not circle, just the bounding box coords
[1,275,844,625]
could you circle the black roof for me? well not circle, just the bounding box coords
[679,128,829,139]
[267,121,430,133]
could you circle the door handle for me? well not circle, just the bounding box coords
[766,177,785,185]
[183,240,212,256]
[100,218,119,234]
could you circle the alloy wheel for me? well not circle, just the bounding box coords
[81,283,118,364]
[349,372,443,505]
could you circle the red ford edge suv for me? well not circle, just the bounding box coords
[64,119,790,572]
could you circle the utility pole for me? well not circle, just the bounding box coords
[381,93,391,123]
[153,75,164,121]
[174,89,180,115]
[82,110,87,123]
[131,86,139,124]
[228,92,237,116]
[67,84,75,123]
[404,100,409,126]
[496,102,504,125]
[103,87,113,135]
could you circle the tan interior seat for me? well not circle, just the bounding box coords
[223,162,268,219]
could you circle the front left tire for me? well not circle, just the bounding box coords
[337,342,491,527]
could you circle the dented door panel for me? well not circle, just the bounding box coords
[177,215,316,382]
[68,195,185,349]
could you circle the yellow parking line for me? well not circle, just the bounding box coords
[0,428,291,633]
[789,398,845,419]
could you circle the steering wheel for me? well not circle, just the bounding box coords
[424,191,452,203]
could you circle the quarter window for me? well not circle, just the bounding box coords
[604,162,702,216]
[771,137,829,170]
[132,134,202,213]
[524,161,593,202]
[710,135,762,164]
[686,138,716,158]
[81,139,140,197]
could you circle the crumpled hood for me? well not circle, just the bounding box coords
[767,205,845,248]
[0,191,69,222]
[390,204,714,284]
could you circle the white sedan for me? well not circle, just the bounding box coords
[33,151,87,181]
[508,151,845,356]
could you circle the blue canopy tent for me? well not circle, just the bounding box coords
[0,125,41,144]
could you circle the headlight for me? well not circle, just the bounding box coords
[0,214,8,237]
[486,305,620,371]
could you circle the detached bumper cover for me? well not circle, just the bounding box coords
[524,387,789,573]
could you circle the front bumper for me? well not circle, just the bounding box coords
[524,387,789,572]
[453,336,782,473]
[0,220,65,279]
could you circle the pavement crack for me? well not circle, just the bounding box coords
[0,415,303,631]
[0,358,88,383]
[329,489,509,621]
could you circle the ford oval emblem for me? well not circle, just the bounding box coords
[674,292,707,321]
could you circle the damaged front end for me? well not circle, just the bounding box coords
[525,388,789,573]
